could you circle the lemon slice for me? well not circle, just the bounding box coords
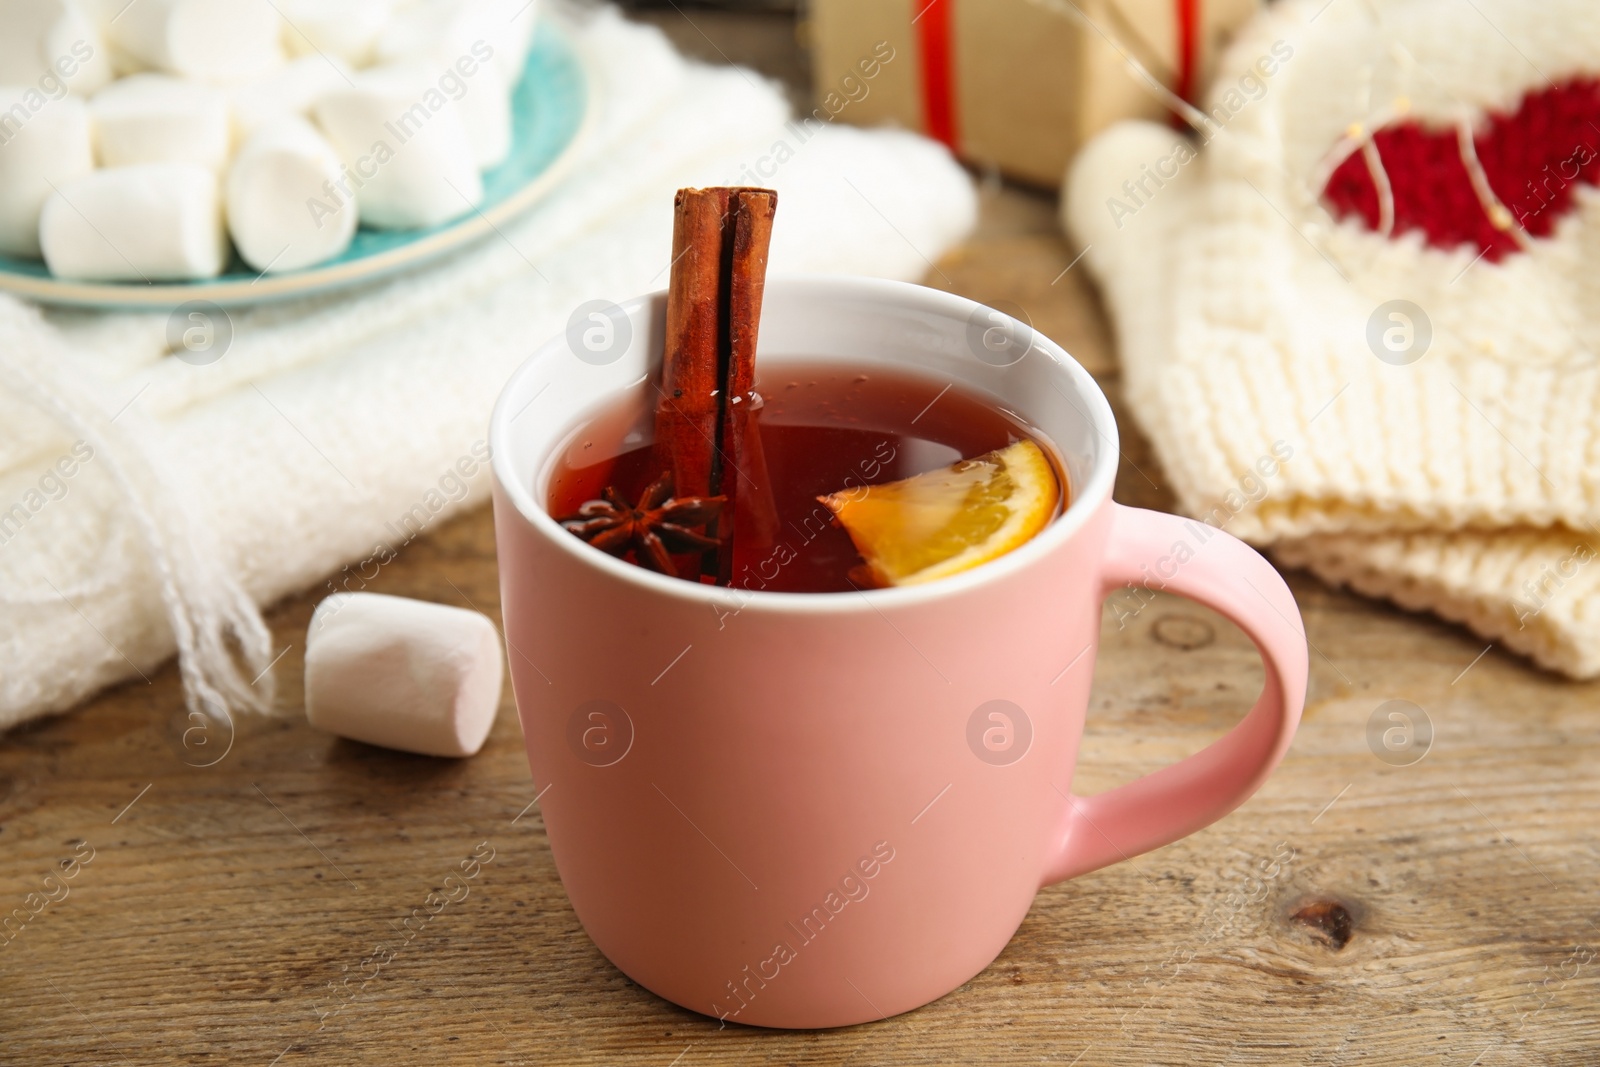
[818,439,1060,587]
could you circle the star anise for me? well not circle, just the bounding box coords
[556,471,725,578]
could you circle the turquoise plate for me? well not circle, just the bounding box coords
[0,22,592,309]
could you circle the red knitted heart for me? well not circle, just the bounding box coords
[1321,78,1600,262]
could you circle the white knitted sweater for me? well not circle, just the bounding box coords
[1066,0,1600,677]
[0,5,977,731]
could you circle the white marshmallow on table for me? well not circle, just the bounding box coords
[107,0,284,84]
[372,0,524,168]
[229,54,352,140]
[227,116,355,272]
[313,64,483,229]
[0,88,93,257]
[0,0,113,95]
[304,593,504,758]
[40,164,227,280]
[275,0,395,66]
[91,73,230,169]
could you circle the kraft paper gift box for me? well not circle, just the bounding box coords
[807,0,1260,187]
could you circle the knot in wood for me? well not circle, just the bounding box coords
[1291,898,1354,950]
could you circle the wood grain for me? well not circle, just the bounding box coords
[3,16,1598,1067]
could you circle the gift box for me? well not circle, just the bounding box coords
[807,0,1260,187]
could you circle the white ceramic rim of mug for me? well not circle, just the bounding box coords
[489,275,1120,614]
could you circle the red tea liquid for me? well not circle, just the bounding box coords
[544,361,1064,593]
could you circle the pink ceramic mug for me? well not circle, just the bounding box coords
[489,277,1307,1029]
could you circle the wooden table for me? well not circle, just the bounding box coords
[3,13,1597,1066]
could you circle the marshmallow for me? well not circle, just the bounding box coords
[226,117,355,272]
[313,64,483,229]
[107,0,284,84]
[453,63,510,169]
[40,164,227,280]
[370,0,473,68]
[229,54,352,140]
[0,0,112,95]
[376,0,534,89]
[103,39,148,78]
[0,88,94,257]
[373,0,522,167]
[304,593,504,758]
[276,0,394,66]
[91,73,230,169]
[488,0,538,83]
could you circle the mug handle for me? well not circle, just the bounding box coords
[1042,504,1309,885]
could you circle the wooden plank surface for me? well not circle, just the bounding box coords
[3,13,1598,1067]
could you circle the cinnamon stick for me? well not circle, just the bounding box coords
[718,189,779,583]
[655,187,779,584]
[657,188,730,503]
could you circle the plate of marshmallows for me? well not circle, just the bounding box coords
[0,0,589,308]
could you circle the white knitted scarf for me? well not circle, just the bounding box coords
[0,4,978,731]
[1067,0,1600,677]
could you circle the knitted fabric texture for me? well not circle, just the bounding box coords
[0,6,978,731]
[1065,0,1600,677]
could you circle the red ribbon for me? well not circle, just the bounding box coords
[914,0,959,148]
[1174,0,1199,107]
[915,0,1202,152]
